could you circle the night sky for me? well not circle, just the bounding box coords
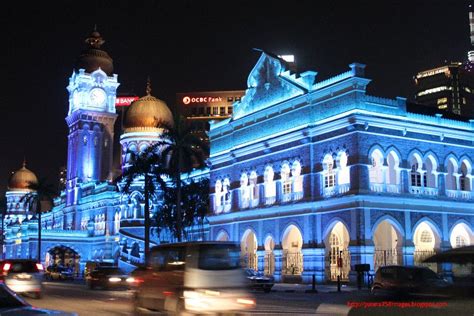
[0,0,471,196]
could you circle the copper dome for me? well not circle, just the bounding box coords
[8,163,38,191]
[124,94,174,133]
[75,29,113,75]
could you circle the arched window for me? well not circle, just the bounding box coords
[337,152,350,185]
[456,235,467,248]
[264,166,276,205]
[425,156,437,188]
[323,155,335,188]
[249,171,259,205]
[281,163,292,195]
[214,180,222,213]
[410,154,424,187]
[223,178,231,211]
[292,161,303,199]
[369,150,384,184]
[460,161,472,191]
[446,158,458,191]
[386,151,400,185]
[420,230,433,243]
[240,173,250,208]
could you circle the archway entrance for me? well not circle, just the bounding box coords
[281,225,303,282]
[264,236,275,276]
[46,245,80,277]
[241,229,258,270]
[373,220,403,271]
[413,222,440,272]
[325,222,351,281]
[450,223,473,276]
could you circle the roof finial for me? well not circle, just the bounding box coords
[22,157,26,168]
[94,24,97,32]
[85,27,104,49]
[146,76,152,96]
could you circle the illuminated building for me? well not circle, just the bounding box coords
[209,51,474,283]
[414,6,474,118]
[2,29,171,273]
[3,30,474,284]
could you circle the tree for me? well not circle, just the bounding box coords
[21,178,57,262]
[158,115,209,241]
[153,177,210,242]
[117,145,167,263]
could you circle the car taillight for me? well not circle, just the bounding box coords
[36,263,44,271]
[3,263,11,272]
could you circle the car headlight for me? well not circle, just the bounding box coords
[108,277,121,282]
[126,277,135,283]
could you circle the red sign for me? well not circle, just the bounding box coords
[182,96,223,104]
[115,96,139,106]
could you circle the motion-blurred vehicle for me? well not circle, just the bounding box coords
[86,266,133,290]
[244,268,274,293]
[45,266,74,281]
[134,241,255,315]
[0,259,44,299]
[0,282,76,315]
[84,261,115,278]
[371,265,451,297]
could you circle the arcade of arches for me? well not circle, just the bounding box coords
[236,220,474,282]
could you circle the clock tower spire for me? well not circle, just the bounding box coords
[65,28,119,206]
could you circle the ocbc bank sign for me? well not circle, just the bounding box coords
[182,96,223,105]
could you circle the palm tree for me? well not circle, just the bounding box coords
[21,178,57,262]
[117,145,167,262]
[158,115,209,241]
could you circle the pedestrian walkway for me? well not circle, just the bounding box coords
[272,282,366,293]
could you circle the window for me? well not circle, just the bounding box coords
[213,107,218,115]
[323,155,335,188]
[227,97,234,102]
[292,161,303,194]
[198,107,204,115]
[235,96,242,102]
[249,171,258,202]
[149,247,186,271]
[369,150,384,184]
[455,235,467,248]
[220,107,226,115]
[227,107,233,114]
[410,163,422,187]
[206,107,211,115]
[214,180,222,211]
[337,152,350,185]
[223,178,231,206]
[264,166,276,204]
[281,164,291,195]
[240,173,250,208]
[420,230,432,243]
[191,107,197,115]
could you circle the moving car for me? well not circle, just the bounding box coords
[0,282,76,315]
[134,241,255,315]
[84,261,115,278]
[45,265,74,281]
[86,266,133,290]
[244,268,274,293]
[0,259,44,299]
[371,265,451,297]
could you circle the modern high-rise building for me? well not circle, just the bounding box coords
[414,5,474,118]
[176,90,245,145]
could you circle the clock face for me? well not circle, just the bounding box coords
[89,88,106,107]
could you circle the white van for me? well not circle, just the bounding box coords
[133,241,255,315]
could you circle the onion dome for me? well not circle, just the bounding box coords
[123,79,174,133]
[8,161,38,191]
[75,27,113,75]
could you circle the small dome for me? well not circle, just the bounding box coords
[8,162,38,191]
[124,88,174,133]
[75,29,113,75]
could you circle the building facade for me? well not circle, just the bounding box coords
[2,30,171,274]
[208,52,474,283]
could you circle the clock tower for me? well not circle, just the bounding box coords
[65,29,119,206]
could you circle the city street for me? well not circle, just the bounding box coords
[21,281,474,315]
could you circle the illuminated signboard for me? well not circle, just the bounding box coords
[115,96,139,106]
[182,96,223,105]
